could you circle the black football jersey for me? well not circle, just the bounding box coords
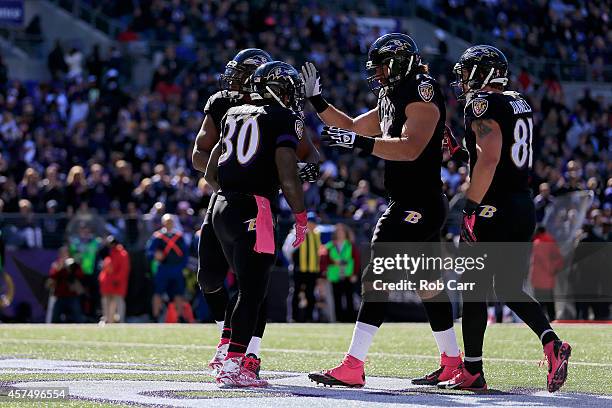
[217,104,303,200]
[377,74,445,202]
[203,90,247,131]
[464,91,533,201]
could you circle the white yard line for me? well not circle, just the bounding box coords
[2,337,611,368]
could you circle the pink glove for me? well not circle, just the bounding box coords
[292,211,308,248]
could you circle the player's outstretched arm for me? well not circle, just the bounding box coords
[301,62,381,136]
[465,118,502,204]
[275,147,305,214]
[371,102,440,161]
[277,146,307,248]
[192,115,219,172]
[204,142,222,192]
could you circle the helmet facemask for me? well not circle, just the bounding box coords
[452,61,509,102]
[219,61,255,93]
[253,70,306,115]
[366,54,417,96]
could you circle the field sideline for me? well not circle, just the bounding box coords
[0,323,611,407]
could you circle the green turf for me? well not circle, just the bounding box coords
[1,323,610,397]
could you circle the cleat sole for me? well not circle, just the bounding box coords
[308,372,364,388]
[412,378,440,386]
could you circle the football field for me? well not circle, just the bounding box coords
[0,323,610,407]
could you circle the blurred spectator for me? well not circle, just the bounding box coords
[284,212,322,322]
[147,214,188,322]
[529,225,563,321]
[86,44,105,80]
[47,40,67,80]
[534,183,553,223]
[41,200,67,249]
[571,222,610,320]
[65,48,84,79]
[98,236,130,323]
[24,15,43,43]
[65,166,89,214]
[88,163,111,214]
[68,222,101,319]
[16,199,42,248]
[320,223,358,322]
[49,248,85,323]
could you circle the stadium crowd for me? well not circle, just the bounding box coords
[433,0,610,80]
[0,1,609,322]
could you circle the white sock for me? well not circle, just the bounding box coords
[432,327,461,357]
[215,321,224,333]
[246,336,262,356]
[347,322,379,362]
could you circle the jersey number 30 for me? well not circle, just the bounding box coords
[511,117,533,169]
[219,116,260,165]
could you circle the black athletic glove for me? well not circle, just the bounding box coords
[297,162,320,183]
[321,126,375,155]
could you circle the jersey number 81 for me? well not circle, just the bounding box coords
[511,117,533,169]
[219,115,261,166]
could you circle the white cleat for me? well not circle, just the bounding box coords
[216,356,268,388]
[208,343,229,373]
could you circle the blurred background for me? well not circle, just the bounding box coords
[0,0,609,324]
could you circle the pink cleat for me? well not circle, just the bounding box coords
[438,364,487,391]
[544,340,571,392]
[215,356,268,387]
[242,353,262,379]
[208,342,229,373]
[308,354,366,388]
[412,353,463,385]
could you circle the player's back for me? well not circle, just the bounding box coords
[465,90,533,201]
[217,103,302,200]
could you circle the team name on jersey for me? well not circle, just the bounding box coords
[227,105,267,116]
[509,99,532,115]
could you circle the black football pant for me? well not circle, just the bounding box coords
[198,193,268,340]
[332,279,356,322]
[357,194,455,333]
[292,271,318,322]
[461,193,555,362]
[212,192,275,354]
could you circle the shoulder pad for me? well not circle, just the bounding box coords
[415,73,434,82]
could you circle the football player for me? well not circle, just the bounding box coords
[205,61,308,387]
[439,45,571,392]
[192,49,319,377]
[304,33,462,387]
